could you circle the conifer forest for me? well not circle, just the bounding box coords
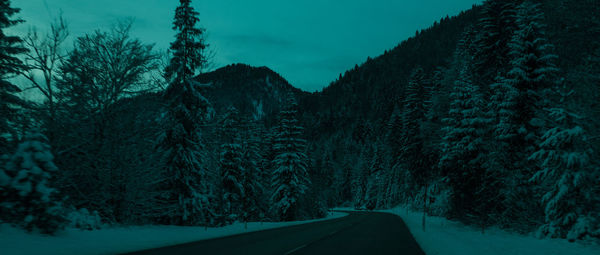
[0,0,599,254]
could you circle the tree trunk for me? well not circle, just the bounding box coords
[422,184,428,231]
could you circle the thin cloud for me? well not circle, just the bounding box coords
[10,0,483,92]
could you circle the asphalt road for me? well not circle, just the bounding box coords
[124,211,426,255]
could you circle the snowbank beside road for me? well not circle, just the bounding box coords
[383,206,600,255]
[0,211,348,255]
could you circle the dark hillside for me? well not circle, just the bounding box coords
[195,63,310,126]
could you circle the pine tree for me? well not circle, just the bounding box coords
[313,148,335,207]
[502,1,560,228]
[422,67,445,171]
[0,132,65,234]
[399,68,428,187]
[473,0,519,84]
[0,0,27,151]
[364,144,387,209]
[439,67,489,220]
[270,95,310,221]
[508,1,558,133]
[489,76,520,146]
[218,107,244,220]
[485,75,520,226]
[386,106,403,167]
[338,156,354,204]
[383,163,401,208]
[158,0,214,226]
[164,0,208,84]
[239,119,265,222]
[158,92,213,225]
[530,84,599,240]
[352,147,370,208]
[385,106,406,207]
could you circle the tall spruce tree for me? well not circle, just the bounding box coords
[473,0,519,84]
[386,106,403,167]
[400,68,428,187]
[270,95,310,221]
[502,1,559,228]
[313,148,335,207]
[338,155,354,204]
[218,106,244,220]
[364,143,387,209]
[0,0,27,151]
[352,147,371,208]
[530,84,599,240]
[508,1,558,144]
[385,105,406,206]
[439,67,489,220]
[164,0,208,84]
[486,75,520,226]
[239,118,265,222]
[159,0,214,226]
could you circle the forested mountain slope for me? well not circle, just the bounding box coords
[302,0,600,240]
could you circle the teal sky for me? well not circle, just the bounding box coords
[12,0,482,92]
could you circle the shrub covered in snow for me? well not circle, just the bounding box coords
[0,132,66,234]
[67,208,103,230]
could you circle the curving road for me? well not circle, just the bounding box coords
[124,211,425,255]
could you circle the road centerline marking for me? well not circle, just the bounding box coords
[284,244,308,255]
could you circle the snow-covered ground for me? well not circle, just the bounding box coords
[0,211,348,255]
[382,206,600,255]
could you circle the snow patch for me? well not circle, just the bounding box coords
[0,212,348,255]
[381,206,600,255]
[252,100,264,120]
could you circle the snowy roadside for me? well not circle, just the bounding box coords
[381,206,600,255]
[0,211,348,255]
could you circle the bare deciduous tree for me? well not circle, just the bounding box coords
[21,16,69,120]
[58,20,159,116]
